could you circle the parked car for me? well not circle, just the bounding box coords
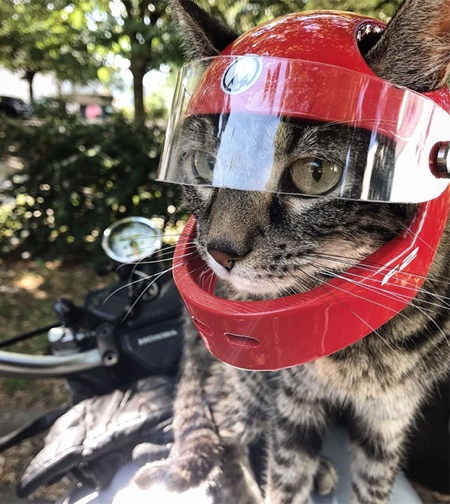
[0,96,32,118]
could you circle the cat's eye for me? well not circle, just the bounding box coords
[288,157,343,195]
[191,151,215,182]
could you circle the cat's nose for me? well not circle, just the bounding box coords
[207,247,240,272]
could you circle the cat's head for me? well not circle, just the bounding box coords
[167,0,450,300]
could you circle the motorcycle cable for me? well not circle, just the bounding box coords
[0,323,60,349]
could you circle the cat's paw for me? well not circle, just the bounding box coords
[133,431,222,493]
[313,457,338,496]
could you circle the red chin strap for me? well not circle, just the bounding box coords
[173,190,450,371]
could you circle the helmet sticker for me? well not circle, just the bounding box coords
[381,246,419,286]
[221,56,263,95]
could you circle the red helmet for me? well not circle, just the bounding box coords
[160,12,450,370]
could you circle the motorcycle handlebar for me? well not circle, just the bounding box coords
[0,349,102,378]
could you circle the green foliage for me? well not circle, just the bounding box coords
[0,0,406,264]
[302,0,403,20]
[0,1,101,101]
[198,0,403,32]
[0,1,183,118]
[88,1,183,123]
[0,115,181,262]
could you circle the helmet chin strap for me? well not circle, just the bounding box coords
[173,189,450,371]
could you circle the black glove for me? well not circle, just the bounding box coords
[18,375,175,498]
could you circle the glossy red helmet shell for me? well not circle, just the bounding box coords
[171,11,450,370]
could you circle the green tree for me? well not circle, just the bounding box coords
[0,114,181,261]
[302,0,402,20]
[88,1,183,124]
[0,1,100,103]
[197,0,403,33]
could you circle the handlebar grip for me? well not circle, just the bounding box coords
[0,349,102,378]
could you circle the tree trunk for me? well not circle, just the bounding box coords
[130,55,146,125]
[24,70,36,104]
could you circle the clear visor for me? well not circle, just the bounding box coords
[158,56,450,203]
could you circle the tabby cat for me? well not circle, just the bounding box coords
[133,1,450,503]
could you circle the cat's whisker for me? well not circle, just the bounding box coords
[132,239,196,261]
[120,269,171,322]
[112,246,174,273]
[310,252,384,270]
[321,268,447,312]
[198,265,215,291]
[320,265,450,311]
[136,247,198,266]
[336,270,450,308]
[103,267,172,302]
[307,245,450,344]
[103,249,198,303]
[290,264,448,351]
[177,262,211,291]
[112,246,169,268]
[207,269,217,293]
[410,304,450,348]
[311,251,450,290]
[161,231,185,239]
[289,270,397,350]
[319,269,450,346]
[120,252,204,321]
[398,222,440,256]
[120,242,188,272]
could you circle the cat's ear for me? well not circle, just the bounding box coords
[169,0,239,61]
[365,0,450,91]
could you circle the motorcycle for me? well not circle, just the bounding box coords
[0,217,444,503]
[0,216,184,502]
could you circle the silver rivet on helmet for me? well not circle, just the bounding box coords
[436,141,450,177]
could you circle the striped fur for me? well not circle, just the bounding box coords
[133,1,450,502]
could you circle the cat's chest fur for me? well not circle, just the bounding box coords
[308,351,413,398]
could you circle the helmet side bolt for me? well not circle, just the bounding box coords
[435,141,450,177]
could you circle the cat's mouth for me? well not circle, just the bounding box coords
[205,252,324,299]
[203,238,379,299]
[205,255,279,297]
[206,256,277,297]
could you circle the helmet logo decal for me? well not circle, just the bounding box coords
[221,56,263,95]
[381,246,419,285]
